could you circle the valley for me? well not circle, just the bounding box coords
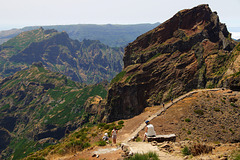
[0,28,124,84]
[0,4,239,160]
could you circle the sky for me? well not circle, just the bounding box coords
[1,0,240,37]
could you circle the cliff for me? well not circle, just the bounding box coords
[106,4,239,121]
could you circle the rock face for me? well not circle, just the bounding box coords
[0,28,124,84]
[106,4,239,121]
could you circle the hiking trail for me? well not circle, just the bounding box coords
[61,88,223,160]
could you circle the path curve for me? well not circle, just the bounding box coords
[125,88,222,142]
[118,88,223,160]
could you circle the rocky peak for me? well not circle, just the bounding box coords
[106,5,239,121]
[123,4,234,68]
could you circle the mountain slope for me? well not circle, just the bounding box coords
[0,23,160,47]
[134,89,240,143]
[0,62,108,159]
[106,4,239,121]
[22,89,240,160]
[0,28,124,84]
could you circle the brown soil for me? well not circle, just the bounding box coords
[65,145,123,160]
[49,89,239,160]
[138,89,240,143]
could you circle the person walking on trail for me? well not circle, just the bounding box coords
[112,127,118,144]
[143,120,156,142]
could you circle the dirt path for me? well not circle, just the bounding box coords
[125,88,222,142]
[122,142,183,160]
[116,88,222,160]
[117,105,162,142]
[58,88,223,160]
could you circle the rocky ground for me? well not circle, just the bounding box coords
[139,89,240,143]
[46,89,239,160]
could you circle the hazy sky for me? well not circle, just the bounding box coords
[1,0,240,31]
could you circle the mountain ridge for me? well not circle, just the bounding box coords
[0,28,124,84]
[0,23,160,47]
[0,63,108,159]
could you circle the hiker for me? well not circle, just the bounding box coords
[143,120,156,142]
[102,133,109,142]
[171,98,173,103]
[112,127,118,144]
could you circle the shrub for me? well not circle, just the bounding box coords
[116,124,124,130]
[221,99,226,104]
[126,152,159,160]
[190,143,213,156]
[182,146,191,156]
[118,120,124,125]
[187,131,191,135]
[91,133,97,137]
[83,142,91,149]
[194,109,204,115]
[185,118,191,122]
[97,140,106,146]
[222,130,227,133]
[214,107,220,112]
[103,124,110,130]
[97,123,106,128]
[136,137,142,142]
[231,103,237,107]
[229,128,235,134]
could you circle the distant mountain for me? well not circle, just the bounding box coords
[0,23,160,47]
[0,28,124,84]
[106,4,239,121]
[0,28,22,45]
[0,63,108,159]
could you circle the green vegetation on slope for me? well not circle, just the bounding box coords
[23,127,91,160]
[23,121,125,159]
[0,64,108,159]
[0,28,124,84]
[0,23,160,47]
[125,152,159,160]
[2,28,57,55]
